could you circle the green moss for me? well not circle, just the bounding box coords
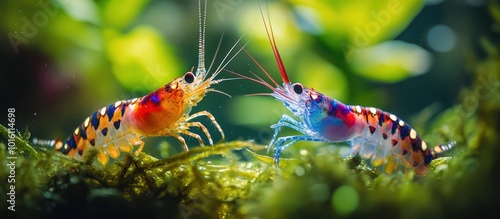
[0,138,272,218]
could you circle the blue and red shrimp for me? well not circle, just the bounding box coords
[34,0,242,166]
[233,7,456,175]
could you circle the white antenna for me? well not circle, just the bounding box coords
[197,0,207,79]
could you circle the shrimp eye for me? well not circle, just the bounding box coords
[184,72,195,83]
[292,83,303,94]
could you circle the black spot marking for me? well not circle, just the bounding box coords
[392,139,398,146]
[369,126,376,134]
[399,124,411,140]
[91,111,100,130]
[106,104,116,121]
[114,120,121,130]
[90,139,95,146]
[378,113,385,126]
[121,103,127,116]
[391,119,398,135]
[364,111,369,124]
[402,150,408,155]
[79,125,87,139]
[424,152,433,165]
[63,136,77,155]
[78,149,83,156]
[413,161,419,167]
[164,83,172,92]
[68,136,77,149]
[412,139,421,152]
[102,128,108,136]
[382,133,388,139]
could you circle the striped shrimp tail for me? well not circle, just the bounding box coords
[431,141,456,158]
[32,137,63,151]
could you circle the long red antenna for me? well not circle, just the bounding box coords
[259,1,290,84]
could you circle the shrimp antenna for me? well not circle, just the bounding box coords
[258,1,290,84]
[197,0,207,78]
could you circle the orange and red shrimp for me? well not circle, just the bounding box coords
[233,5,456,175]
[34,0,243,165]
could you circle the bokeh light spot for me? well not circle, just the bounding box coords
[331,185,359,215]
[427,25,456,52]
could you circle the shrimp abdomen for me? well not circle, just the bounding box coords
[349,105,454,174]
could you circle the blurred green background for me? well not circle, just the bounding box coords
[0,0,495,156]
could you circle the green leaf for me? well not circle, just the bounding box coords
[57,0,100,24]
[105,26,183,91]
[351,41,432,83]
[292,0,424,46]
[100,0,150,29]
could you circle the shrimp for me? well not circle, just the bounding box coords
[34,0,243,165]
[233,5,456,175]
